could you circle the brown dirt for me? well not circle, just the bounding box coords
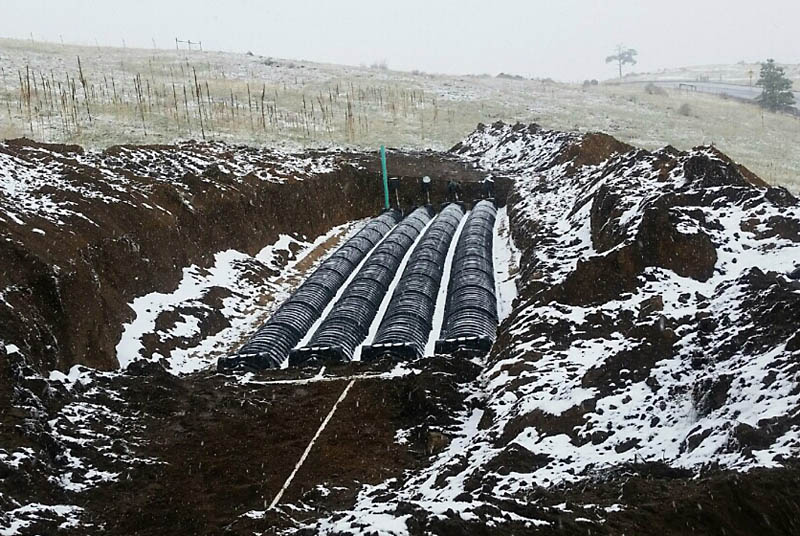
[396,463,800,535]
[0,140,494,535]
[474,123,800,536]
[3,129,799,535]
[349,149,513,211]
[2,355,480,536]
[556,131,634,173]
[0,141,491,378]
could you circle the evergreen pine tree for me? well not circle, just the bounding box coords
[756,59,796,111]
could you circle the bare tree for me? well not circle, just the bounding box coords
[606,45,638,79]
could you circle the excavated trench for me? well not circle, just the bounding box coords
[0,140,511,534]
[0,141,504,377]
[4,122,799,535]
[224,197,500,371]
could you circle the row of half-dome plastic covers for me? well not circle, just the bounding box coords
[362,203,465,361]
[217,209,401,371]
[435,200,497,356]
[290,206,433,366]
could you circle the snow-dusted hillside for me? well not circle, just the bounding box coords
[465,122,799,476]
[2,37,800,193]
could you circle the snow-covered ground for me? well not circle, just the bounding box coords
[492,205,520,323]
[460,122,800,480]
[310,122,800,533]
[1,38,798,192]
[1,117,798,534]
[116,221,368,374]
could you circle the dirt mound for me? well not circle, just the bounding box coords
[555,131,633,172]
[313,122,800,534]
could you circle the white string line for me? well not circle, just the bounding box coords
[268,378,357,510]
[235,364,413,387]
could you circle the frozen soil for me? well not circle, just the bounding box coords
[4,352,799,535]
[27,357,480,535]
[2,122,800,534]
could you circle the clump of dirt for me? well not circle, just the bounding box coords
[556,131,633,173]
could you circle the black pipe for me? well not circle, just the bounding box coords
[217,209,401,371]
[289,206,433,366]
[362,203,464,361]
[435,200,498,356]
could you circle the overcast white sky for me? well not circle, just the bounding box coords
[1,0,798,81]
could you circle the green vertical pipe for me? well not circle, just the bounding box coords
[380,145,389,209]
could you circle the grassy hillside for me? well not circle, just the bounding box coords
[1,38,798,191]
[621,62,800,88]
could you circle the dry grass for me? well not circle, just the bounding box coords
[0,38,798,192]
[623,62,800,89]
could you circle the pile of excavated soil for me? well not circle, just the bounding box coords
[1,350,481,535]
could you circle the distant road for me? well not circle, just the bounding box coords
[621,80,800,112]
